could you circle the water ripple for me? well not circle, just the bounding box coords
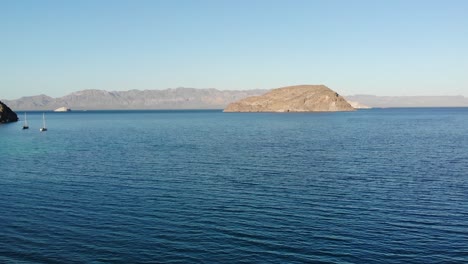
[1,109,468,263]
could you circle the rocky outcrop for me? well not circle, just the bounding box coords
[224,85,355,112]
[0,101,19,123]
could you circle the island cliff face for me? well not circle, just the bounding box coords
[224,85,355,112]
[0,101,19,123]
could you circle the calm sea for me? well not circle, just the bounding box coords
[1,109,467,263]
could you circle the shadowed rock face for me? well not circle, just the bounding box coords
[0,101,19,123]
[224,85,355,112]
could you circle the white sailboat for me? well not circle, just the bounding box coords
[40,113,47,132]
[22,113,29,129]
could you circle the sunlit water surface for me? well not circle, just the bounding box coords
[1,109,467,263]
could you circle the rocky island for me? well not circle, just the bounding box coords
[0,101,19,123]
[224,85,355,112]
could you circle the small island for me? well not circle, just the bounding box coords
[224,85,355,112]
[0,101,19,123]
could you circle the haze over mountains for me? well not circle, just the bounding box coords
[345,95,468,108]
[2,88,266,111]
[3,88,468,110]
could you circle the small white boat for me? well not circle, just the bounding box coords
[22,113,29,129]
[54,106,71,112]
[40,113,47,132]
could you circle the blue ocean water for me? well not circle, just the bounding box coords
[1,108,467,263]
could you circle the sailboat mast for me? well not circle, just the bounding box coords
[39,113,48,131]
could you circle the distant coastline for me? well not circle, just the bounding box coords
[3,88,468,111]
[345,95,468,108]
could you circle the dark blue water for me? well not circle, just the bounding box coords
[1,109,468,263]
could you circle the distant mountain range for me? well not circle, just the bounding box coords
[2,88,267,111]
[344,95,468,108]
[3,88,468,110]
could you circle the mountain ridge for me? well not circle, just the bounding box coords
[3,88,468,110]
[2,88,267,110]
[345,94,468,108]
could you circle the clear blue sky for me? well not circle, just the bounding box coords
[1,0,467,99]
